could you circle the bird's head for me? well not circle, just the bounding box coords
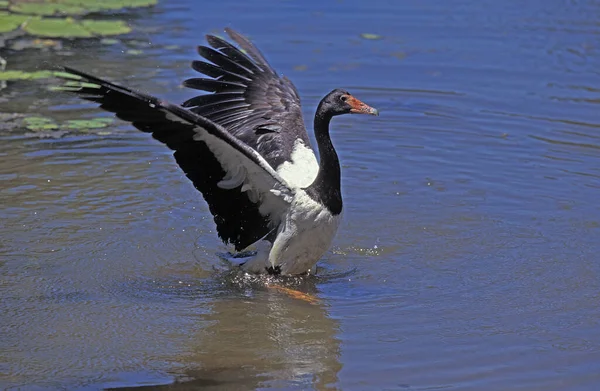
[320,89,379,117]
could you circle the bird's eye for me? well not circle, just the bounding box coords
[340,95,348,102]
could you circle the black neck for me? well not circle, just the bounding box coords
[305,107,343,215]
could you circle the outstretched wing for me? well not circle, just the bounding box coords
[59,67,294,251]
[182,28,319,186]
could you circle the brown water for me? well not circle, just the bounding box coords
[2,0,600,389]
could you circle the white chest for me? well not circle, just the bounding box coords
[270,191,342,275]
[275,140,319,188]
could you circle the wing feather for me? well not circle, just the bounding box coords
[183,28,318,179]
[58,67,293,250]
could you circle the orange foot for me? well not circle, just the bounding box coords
[268,284,320,304]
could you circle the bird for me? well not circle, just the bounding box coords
[58,28,378,276]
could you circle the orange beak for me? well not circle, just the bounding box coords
[347,96,379,116]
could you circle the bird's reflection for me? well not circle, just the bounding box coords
[108,269,344,390]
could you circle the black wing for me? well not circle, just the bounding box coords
[182,28,316,170]
[59,67,293,251]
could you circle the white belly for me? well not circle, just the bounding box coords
[242,191,341,275]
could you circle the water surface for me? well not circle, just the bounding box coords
[1,0,600,389]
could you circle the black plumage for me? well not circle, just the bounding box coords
[183,28,311,169]
[60,67,275,251]
[57,29,379,274]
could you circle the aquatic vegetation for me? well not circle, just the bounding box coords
[8,0,157,17]
[0,70,54,80]
[360,33,382,40]
[23,116,59,131]
[0,12,27,33]
[0,1,154,138]
[0,0,156,37]
[21,18,131,38]
[21,115,114,132]
[0,69,98,81]
[64,118,113,130]
[100,38,119,45]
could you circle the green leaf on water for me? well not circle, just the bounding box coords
[9,3,85,16]
[22,18,131,38]
[64,118,113,130]
[8,0,156,16]
[0,12,28,33]
[48,85,80,92]
[360,33,382,40]
[53,71,81,79]
[100,38,119,45]
[23,116,59,131]
[23,18,92,37]
[63,80,99,88]
[81,20,130,36]
[0,70,54,80]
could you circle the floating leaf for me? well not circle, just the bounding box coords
[48,85,81,92]
[23,116,59,131]
[81,20,130,36]
[64,118,113,130]
[0,70,54,80]
[8,0,156,16]
[65,0,157,12]
[360,33,382,40]
[62,80,99,88]
[9,3,85,16]
[0,12,28,33]
[53,71,81,80]
[22,18,131,38]
[100,38,119,45]
[23,18,92,37]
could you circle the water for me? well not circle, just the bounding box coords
[2,0,600,389]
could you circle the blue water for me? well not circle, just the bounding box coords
[1,0,600,389]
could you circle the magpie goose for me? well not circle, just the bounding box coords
[58,28,378,275]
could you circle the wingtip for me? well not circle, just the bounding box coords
[224,27,243,42]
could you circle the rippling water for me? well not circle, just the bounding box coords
[2,0,600,389]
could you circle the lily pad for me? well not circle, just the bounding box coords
[0,70,54,80]
[81,20,130,35]
[21,115,113,132]
[100,38,119,45]
[8,0,157,16]
[23,18,92,37]
[23,116,59,131]
[64,0,157,11]
[360,33,382,40]
[64,118,113,129]
[9,3,85,16]
[0,11,27,33]
[22,18,130,38]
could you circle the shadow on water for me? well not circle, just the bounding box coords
[105,267,350,390]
